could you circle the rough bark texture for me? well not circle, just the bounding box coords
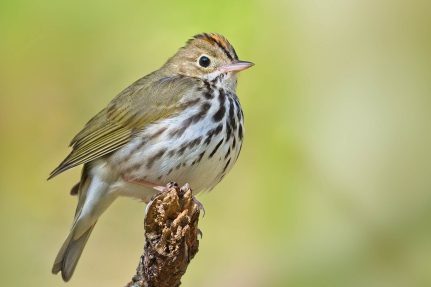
[126,182,201,287]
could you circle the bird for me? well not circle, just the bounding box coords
[49,33,253,281]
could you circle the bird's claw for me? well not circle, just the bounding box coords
[153,182,205,216]
[152,181,179,193]
[180,183,205,217]
[193,197,205,217]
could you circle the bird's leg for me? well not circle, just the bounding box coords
[122,175,168,204]
[122,175,159,189]
[124,177,206,216]
[122,175,173,196]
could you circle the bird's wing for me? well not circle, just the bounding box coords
[49,74,198,179]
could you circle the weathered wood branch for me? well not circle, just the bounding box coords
[125,182,201,287]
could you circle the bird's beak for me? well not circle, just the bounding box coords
[218,60,254,73]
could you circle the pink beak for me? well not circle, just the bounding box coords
[218,60,254,73]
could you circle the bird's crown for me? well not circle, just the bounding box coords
[162,33,253,82]
[186,33,239,61]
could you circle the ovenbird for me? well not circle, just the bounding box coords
[49,33,253,281]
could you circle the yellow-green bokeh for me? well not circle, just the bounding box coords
[1,0,431,286]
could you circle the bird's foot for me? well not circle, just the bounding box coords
[139,181,205,217]
[152,181,179,193]
[179,183,205,217]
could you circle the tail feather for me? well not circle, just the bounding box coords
[52,224,95,281]
[52,162,116,281]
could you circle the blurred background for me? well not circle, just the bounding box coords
[1,0,431,286]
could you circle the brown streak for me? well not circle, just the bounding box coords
[147,148,167,169]
[148,127,167,140]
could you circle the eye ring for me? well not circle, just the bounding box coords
[198,55,211,68]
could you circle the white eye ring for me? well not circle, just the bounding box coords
[198,55,211,67]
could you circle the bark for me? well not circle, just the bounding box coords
[125,182,201,287]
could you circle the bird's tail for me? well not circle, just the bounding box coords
[52,223,95,281]
[52,165,116,281]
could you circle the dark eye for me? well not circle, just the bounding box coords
[198,56,211,67]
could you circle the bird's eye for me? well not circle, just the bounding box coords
[198,56,211,68]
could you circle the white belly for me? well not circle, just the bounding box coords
[108,88,243,197]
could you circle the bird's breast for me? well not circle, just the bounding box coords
[109,86,244,194]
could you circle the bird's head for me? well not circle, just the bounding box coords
[163,33,253,85]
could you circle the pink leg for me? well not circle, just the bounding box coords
[122,175,165,192]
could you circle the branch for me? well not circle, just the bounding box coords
[126,182,201,287]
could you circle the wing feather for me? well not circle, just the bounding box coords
[48,74,199,179]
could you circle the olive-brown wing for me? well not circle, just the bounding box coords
[48,74,196,179]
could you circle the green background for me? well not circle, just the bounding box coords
[1,0,431,286]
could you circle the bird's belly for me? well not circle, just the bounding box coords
[109,90,243,194]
